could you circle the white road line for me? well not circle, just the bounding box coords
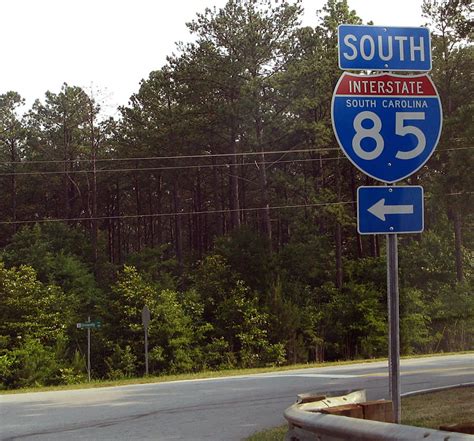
[259,374,358,379]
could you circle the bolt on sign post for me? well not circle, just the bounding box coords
[333,24,441,423]
[142,305,151,376]
[76,318,102,382]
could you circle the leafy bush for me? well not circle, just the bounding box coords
[0,354,14,389]
[105,344,137,379]
[4,337,60,388]
[201,337,235,370]
[59,350,87,384]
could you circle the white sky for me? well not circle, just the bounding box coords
[0,0,425,116]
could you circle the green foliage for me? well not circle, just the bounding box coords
[105,345,138,379]
[191,254,237,311]
[3,224,94,271]
[2,337,60,388]
[213,227,271,292]
[215,280,281,368]
[429,282,474,352]
[400,288,431,355]
[0,354,14,389]
[59,350,87,385]
[277,236,333,288]
[400,231,458,289]
[151,289,196,373]
[125,245,179,287]
[200,337,236,370]
[106,266,205,375]
[323,282,387,359]
[2,224,103,318]
[0,262,66,349]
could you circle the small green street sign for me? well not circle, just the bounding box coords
[77,320,101,329]
[77,318,101,382]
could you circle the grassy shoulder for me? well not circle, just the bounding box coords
[402,386,474,428]
[246,425,288,441]
[245,386,474,441]
[0,351,471,395]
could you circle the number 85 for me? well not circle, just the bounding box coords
[353,111,426,160]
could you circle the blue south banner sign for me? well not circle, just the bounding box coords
[338,25,431,71]
[331,72,442,183]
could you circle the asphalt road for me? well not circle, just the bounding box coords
[1,354,472,441]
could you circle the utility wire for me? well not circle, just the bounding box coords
[0,192,468,226]
[0,156,346,177]
[0,146,471,177]
[0,147,340,166]
[0,201,354,226]
[0,145,470,168]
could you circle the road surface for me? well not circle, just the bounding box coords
[1,354,472,441]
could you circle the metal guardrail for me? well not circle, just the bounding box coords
[401,382,474,398]
[284,389,474,441]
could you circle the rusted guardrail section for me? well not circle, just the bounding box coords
[284,389,474,441]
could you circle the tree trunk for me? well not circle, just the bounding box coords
[156,174,163,244]
[88,102,98,273]
[147,186,153,247]
[212,158,223,236]
[350,168,363,257]
[9,140,17,234]
[195,168,203,258]
[255,112,272,246]
[134,172,142,253]
[106,192,113,264]
[335,162,344,289]
[221,171,227,234]
[453,209,464,282]
[172,177,183,268]
[335,222,343,289]
[116,180,122,264]
[230,131,241,230]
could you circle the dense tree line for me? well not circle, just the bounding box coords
[0,0,472,388]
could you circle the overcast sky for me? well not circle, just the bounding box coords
[0,0,426,115]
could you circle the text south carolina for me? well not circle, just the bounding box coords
[345,99,428,109]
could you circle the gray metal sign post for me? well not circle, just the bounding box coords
[387,234,401,422]
[142,305,151,376]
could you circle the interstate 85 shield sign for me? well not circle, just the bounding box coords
[331,72,442,183]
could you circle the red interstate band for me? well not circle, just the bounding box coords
[336,73,436,96]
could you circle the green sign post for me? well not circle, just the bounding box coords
[77,318,101,381]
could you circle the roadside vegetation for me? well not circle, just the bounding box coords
[246,426,288,441]
[0,0,472,390]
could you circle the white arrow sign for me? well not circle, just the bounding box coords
[368,198,414,221]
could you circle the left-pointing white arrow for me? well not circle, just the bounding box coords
[368,198,414,221]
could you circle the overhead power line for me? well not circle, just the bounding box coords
[0,145,470,168]
[0,146,471,176]
[0,201,354,226]
[0,147,341,166]
[0,156,346,177]
[0,192,468,226]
